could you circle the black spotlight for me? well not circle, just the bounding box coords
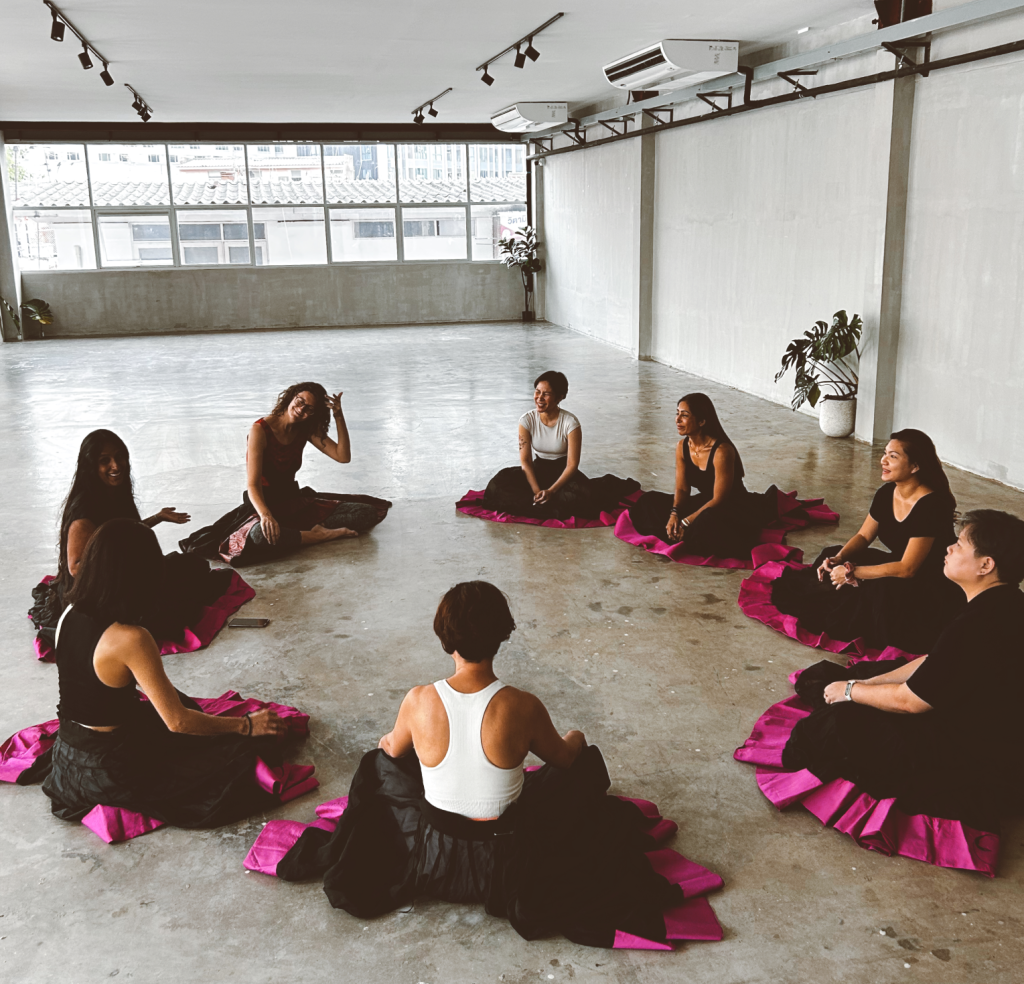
[78,45,93,69]
[413,112,425,124]
[514,45,526,69]
[480,66,494,85]
[100,65,115,86]
[525,38,540,61]
[131,95,143,112]
[50,15,65,41]
[427,103,438,117]
[140,108,152,122]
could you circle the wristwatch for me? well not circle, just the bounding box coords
[844,680,856,701]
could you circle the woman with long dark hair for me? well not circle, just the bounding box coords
[28,429,229,654]
[625,393,783,559]
[181,382,391,565]
[770,429,967,654]
[38,518,309,828]
[476,371,638,522]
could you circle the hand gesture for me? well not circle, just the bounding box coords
[823,681,849,705]
[260,512,281,546]
[534,488,551,505]
[326,391,343,414]
[830,562,857,589]
[666,513,683,542]
[156,507,190,525]
[817,555,838,582]
[248,708,287,737]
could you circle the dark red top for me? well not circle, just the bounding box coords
[252,417,305,495]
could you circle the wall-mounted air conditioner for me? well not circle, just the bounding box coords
[491,103,569,133]
[603,40,739,91]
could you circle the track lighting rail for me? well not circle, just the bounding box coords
[475,12,564,85]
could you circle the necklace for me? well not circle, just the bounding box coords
[689,438,715,455]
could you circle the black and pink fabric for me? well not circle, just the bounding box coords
[737,551,916,662]
[31,571,255,663]
[456,488,643,530]
[615,490,838,569]
[1,692,317,844]
[734,675,999,876]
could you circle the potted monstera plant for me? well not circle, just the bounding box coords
[1,296,54,340]
[497,225,541,322]
[776,310,863,438]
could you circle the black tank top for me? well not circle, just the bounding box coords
[684,438,745,497]
[56,607,141,727]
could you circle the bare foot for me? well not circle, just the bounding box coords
[302,524,359,544]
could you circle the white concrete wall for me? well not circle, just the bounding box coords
[542,138,640,352]
[895,46,1024,489]
[649,83,891,410]
[22,262,522,337]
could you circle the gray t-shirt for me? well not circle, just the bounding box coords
[518,409,581,460]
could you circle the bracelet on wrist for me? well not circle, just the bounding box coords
[681,518,690,528]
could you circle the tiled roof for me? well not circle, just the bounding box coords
[14,174,527,209]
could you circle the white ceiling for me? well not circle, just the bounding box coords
[0,1,873,124]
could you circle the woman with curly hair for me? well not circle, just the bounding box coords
[181,383,390,565]
[29,429,230,654]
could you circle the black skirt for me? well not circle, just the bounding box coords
[628,487,779,559]
[783,659,1014,833]
[771,546,967,655]
[482,458,639,522]
[277,746,692,948]
[41,697,288,828]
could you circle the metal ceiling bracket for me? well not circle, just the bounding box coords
[740,66,755,105]
[599,119,628,136]
[564,119,586,145]
[777,69,819,95]
[531,136,554,153]
[696,91,733,113]
[881,40,933,75]
[641,107,674,126]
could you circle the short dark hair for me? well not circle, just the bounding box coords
[533,371,568,402]
[433,581,516,662]
[69,518,165,626]
[959,509,1024,585]
[271,382,330,439]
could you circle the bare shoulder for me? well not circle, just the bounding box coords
[248,420,267,444]
[68,517,97,535]
[97,622,157,657]
[717,442,737,461]
[403,683,441,711]
[493,685,543,715]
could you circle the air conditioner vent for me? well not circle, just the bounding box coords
[603,40,739,91]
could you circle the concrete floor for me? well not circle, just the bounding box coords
[2,322,1023,984]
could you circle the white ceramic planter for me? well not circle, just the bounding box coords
[819,396,856,438]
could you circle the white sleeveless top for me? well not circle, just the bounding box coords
[420,679,525,819]
[518,408,581,460]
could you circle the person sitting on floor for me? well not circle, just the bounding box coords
[180,382,390,565]
[480,371,637,521]
[268,580,718,947]
[771,428,966,655]
[627,393,781,559]
[42,518,297,828]
[29,428,229,651]
[781,508,1024,837]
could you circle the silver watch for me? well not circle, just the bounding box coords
[844,680,856,701]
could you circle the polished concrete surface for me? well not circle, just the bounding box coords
[2,322,1023,984]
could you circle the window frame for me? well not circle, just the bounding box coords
[7,140,527,271]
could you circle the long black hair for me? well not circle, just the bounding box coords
[679,392,745,479]
[54,430,141,594]
[69,518,164,627]
[889,428,956,512]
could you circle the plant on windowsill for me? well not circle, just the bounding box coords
[497,226,542,323]
[775,310,863,438]
[0,296,54,341]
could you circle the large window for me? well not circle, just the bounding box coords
[8,141,526,270]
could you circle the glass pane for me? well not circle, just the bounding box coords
[468,143,527,203]
[87,145,170,206]
[329,208,397,262]
[397,144,467,203]
[168,144,247,205]
[324,145,396,203]
[6,144,90,206]
[12,209,96,270]
[401,206,467,261]
[97,213,172,267]
[247,145,323,203]
[176,209,252,266]
[250,207,326,265]
[471,205,527,261]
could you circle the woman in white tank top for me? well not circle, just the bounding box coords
[262,580,725,948]
[476,371,639,523]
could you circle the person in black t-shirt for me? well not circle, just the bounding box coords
[771,428,965,654]
[782,509,1024,833]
